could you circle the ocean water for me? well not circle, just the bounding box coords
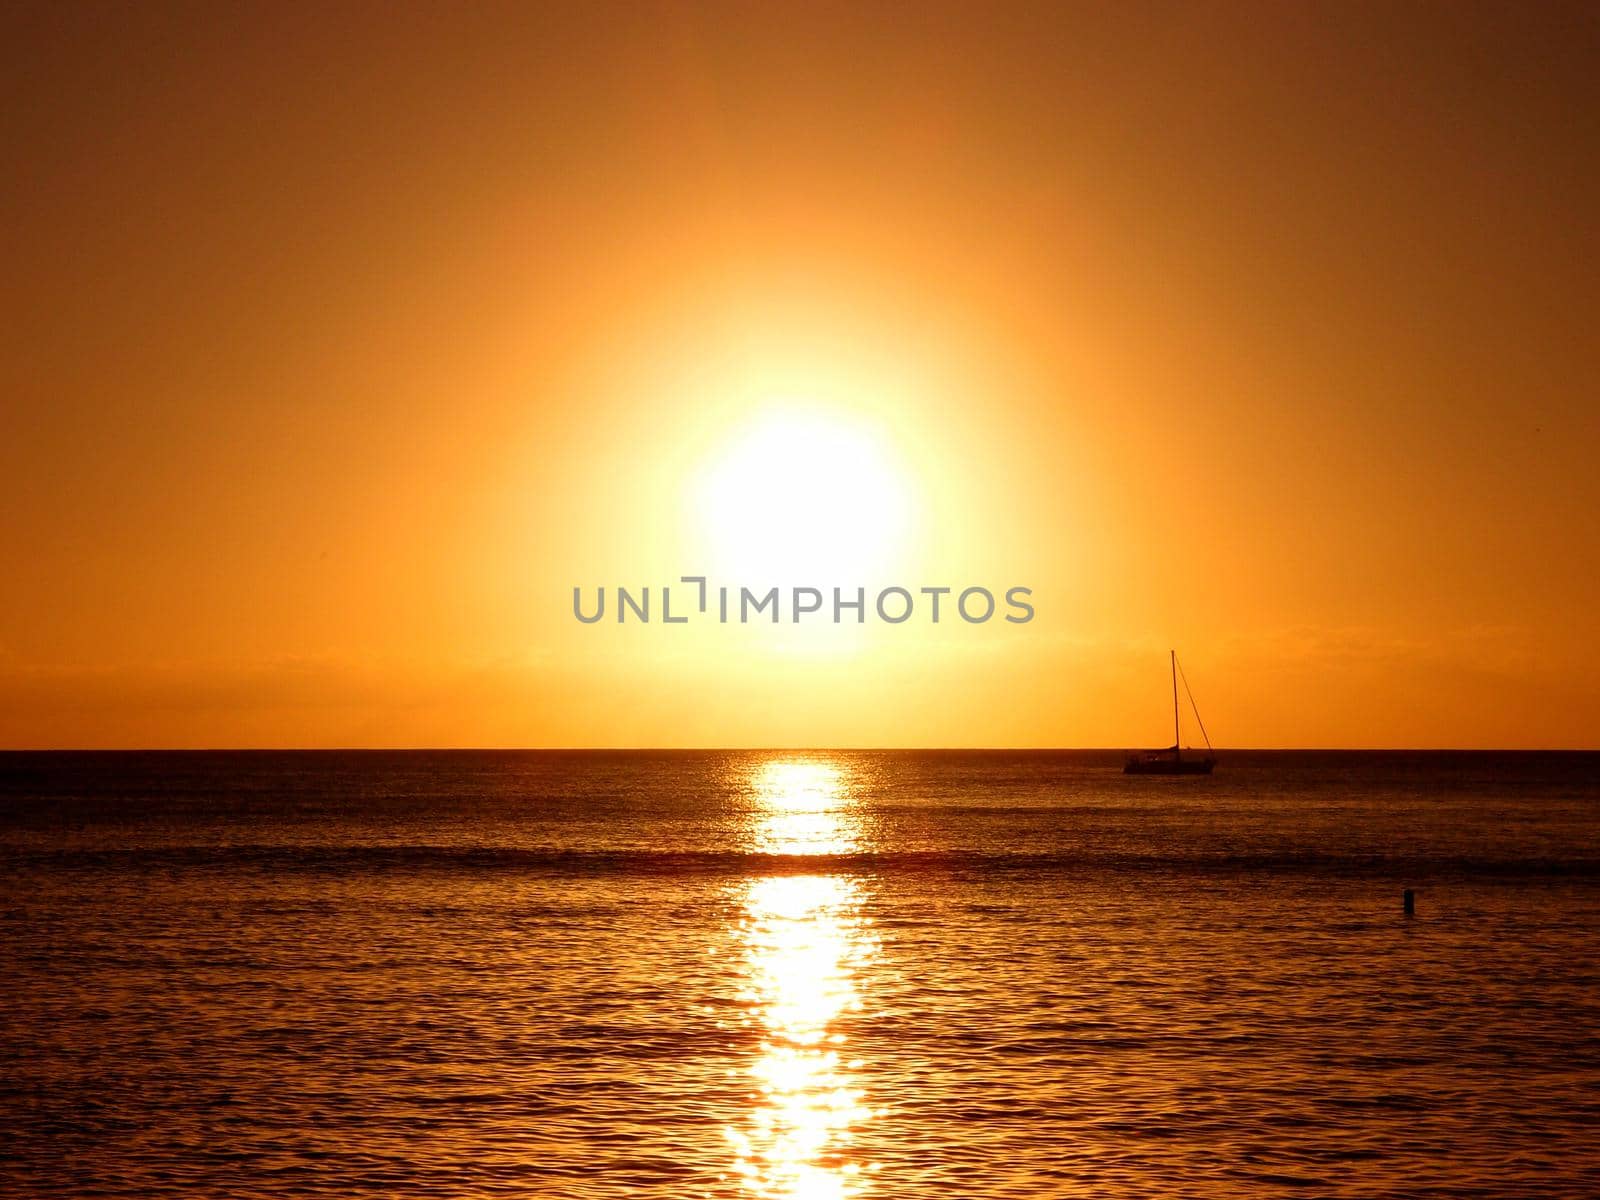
[2,750,1598,1198]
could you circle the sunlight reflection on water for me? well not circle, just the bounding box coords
[750,761,862,857]
[727,760,878,1199]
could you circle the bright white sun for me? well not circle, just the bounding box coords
[693,407,913,586]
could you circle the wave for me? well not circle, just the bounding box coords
[6,844,1599,880]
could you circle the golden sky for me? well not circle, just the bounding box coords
[2,1,1597,748]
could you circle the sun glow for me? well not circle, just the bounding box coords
[694,407,915,587]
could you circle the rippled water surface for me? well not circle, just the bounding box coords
[3,750,1599,1197]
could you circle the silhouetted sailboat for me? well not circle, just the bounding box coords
[1124,650,1216,775]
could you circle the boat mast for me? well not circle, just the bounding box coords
[1171,649,1180,753]
[1176,656,1214,759]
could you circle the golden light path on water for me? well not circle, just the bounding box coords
[727,760,879,1199]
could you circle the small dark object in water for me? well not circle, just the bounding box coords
[1403,888,1415,917]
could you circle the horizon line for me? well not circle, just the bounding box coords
[3,745,1599,754]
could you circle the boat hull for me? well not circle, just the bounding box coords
[1124,755,1215,775]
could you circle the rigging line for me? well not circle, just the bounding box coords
[1175,657,1213,752]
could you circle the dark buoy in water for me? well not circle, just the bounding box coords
[1403,888,1415,917]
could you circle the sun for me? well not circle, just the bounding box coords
[692,406,914,586]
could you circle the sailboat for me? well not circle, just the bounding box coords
[1124,650,1216,775]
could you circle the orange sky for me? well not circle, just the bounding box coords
[2,1,1597,748]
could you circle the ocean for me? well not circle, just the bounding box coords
[2,750,1598,1198]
